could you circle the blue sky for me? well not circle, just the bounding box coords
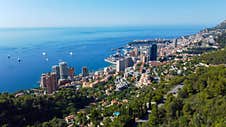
[0,0,226,27]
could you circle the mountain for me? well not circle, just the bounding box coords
[214,20,226,29]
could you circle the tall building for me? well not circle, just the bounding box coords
[141,54,148,63]
[59,62,69,79]
[40,73,47,88]
[116,59,125,72]
[125,56,134,68]
[82,66,89,77]
[40,72,57,94]
[175,39,178,48]
[52,65,60,80]
[149,43,157,61]
[134,47,139,57]
[68,67,75,80]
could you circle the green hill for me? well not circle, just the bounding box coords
[142,65,226,127]
[198,48,226,65]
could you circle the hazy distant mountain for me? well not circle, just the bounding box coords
[215,20,226,29]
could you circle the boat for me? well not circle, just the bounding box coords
[104,58,116,64]
[17,57,21,62]
[104,52,124,64]
[7,55,11,59]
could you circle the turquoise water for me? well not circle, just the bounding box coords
[0,26,204,93]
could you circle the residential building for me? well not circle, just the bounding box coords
[82,66,89,77]
[52,65,60,80]
[149,43,158,61]
[125,56,134,68]
[59,62,69,79]
[116,59,125,72]
[68,67,75,80]
[40,72,57,94]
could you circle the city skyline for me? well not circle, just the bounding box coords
[0,0,226,27]
[0,1,225,126]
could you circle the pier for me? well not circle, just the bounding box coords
[128,39,172,46]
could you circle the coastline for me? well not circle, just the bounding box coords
[0,26,204,93]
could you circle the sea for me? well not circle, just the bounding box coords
[0,25,206,93]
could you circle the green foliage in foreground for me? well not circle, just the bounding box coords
[1,43,226,127]
[0,89,93,127]
[142,66,226,127]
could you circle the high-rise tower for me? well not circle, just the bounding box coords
[149,43,157,61]
[59,62,69,79]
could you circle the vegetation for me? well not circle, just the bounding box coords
[184,47,216,54]
[198,47,226,64]
[0,89,93,127]
[1,26,226,127]
[142,66,226,127]
[217,31,226,47]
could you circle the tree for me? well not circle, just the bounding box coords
[41,117,67,127]
[148,104,159,126]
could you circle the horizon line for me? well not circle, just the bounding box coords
[0,23,215,29]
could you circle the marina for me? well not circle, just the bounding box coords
[0,26,202,93]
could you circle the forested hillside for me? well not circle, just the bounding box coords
[142,65,226,127]
[198,48,226,65]
[0,89,93,127]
